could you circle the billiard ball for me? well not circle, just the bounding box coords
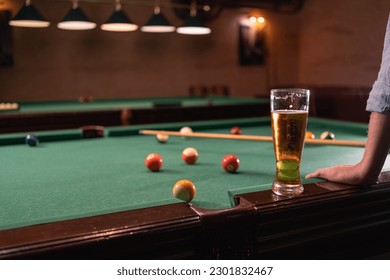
[230,126,242,135]
[172,179,196,202]
[305,131,315,139]
[78,96,94,103]
[222,154,240,173]
[145,153,163,172]
[156,134,169,143]
[182,147,199,164]
[81,125,104,139]
[320,131,335,140]
[0,102,19,111]
[25,134,39,147]
[180,126,193,137]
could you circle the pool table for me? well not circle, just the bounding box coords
[0,117,390,259]
[0,96,269,133]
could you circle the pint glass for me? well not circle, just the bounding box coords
[270,88,310,196]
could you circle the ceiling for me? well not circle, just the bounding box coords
[171,0,305,20]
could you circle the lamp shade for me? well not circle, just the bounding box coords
[9,3,50,28]
[176,15,211,35]
[57,7,96,30]
[141,12,175,33]
[101,10,138,32]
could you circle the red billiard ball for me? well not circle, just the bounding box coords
[230,126,242,135]
[172,179,197,202]
[78,96,94,103]
[222,154,240,173]
[182,147,198,164]
[145,153,163,172]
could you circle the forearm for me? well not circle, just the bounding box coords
[358,112,390,181]
[362,15,390,180]
[305,112,390,185]
[305,15,390,185]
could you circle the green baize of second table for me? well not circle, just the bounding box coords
[8,97,266,114]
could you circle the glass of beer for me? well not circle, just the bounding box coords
[270,88,310,196]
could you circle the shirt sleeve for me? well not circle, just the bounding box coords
[366,15,390,115]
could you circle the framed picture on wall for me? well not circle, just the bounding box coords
[0,10,13,67]
[238,22,265,66]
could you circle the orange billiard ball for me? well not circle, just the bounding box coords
[145,153,163,172]
[172,179,196,202]
[182,147,199,164]
[222,154,240,173]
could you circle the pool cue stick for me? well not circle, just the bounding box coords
[139,130,366,147]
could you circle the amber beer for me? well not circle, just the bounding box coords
[270,89,310,196]
[271,110,308,192]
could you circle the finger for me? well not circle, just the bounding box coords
[305,168,330,180]
[305,171,320,179]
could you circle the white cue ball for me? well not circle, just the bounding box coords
[156,133,169,143]
[180,126,193,138]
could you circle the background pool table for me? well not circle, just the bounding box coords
[0,96,269,133]
[0,117,390,259]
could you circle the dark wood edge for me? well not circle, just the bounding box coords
[236,171,390,211]
[245,171,390,259]
[0,203,199,259]
[0,110,122,134]
[0,102,269,134]
[80,125,105,138]
[1,171,389,259]
[189,197,257,226]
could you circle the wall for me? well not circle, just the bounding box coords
[0,0,389,102]
[0,0,274,101]
[298,0,390,87]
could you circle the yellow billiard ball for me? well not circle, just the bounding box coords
[172,179,196,202]
[305,131,315,139]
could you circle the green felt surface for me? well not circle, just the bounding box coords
[1,97,267,114]
[1,117,389,231]
[0,129,83,145]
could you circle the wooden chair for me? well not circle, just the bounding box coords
[210,85,230,97]
[310,86,371,123]
[189,85,208,97]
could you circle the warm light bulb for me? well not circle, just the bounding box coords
[176,26,211,35]
[101,23,138,32]
[9,1,50,28]
[257,17,265,24]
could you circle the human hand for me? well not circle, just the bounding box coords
[305,163,378,185]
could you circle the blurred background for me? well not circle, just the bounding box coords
[1,0,389,106]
